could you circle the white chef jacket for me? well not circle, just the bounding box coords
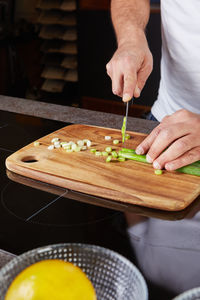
[151,0,200,121]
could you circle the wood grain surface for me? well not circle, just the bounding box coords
[6,124,200,211]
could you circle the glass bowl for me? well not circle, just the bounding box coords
[0,243,148,300]
[173,287,200,300]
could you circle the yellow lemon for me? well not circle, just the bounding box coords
[5,259,97,300]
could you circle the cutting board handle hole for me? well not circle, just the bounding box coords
[21,156,38,163]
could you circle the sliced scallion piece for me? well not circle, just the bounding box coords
[105,146,112,153]
[74,146,81,152]
[48,145,54,150]
[95,151,102,156]
[55,144,61,148]
[34,141,40,147]
[83,139,89,144]
[71,144,77,151]
[105,136,111,140]
[113,139,119,145]
[54,141,60,146]
[90,148,96,153]
[87,140,92,147]
[118,157,126,162]
[154,169,163,175]
[51,137,59,143]
[60,142,68,146]
[62,144,71,149]
[102,151,109,156]
[111,151,118,158]
[125,134,131,140]
[106,155,112,162]
[77,140,84,147]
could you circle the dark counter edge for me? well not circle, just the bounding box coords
[0,95,158,134]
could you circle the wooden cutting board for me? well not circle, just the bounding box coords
[6,124,200,211]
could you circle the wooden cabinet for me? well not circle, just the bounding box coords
[79,0,110,10]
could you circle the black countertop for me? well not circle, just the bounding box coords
[0,105,200,300]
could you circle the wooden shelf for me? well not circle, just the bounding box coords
[79,0,160,13]
[81,96,151,118]
[79,0,111,10]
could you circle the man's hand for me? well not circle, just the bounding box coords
[106,31,153,101]
[136,109,200,170]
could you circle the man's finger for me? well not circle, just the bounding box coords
[136,64,152,98]
[145,123,190,163]
[134,84,141,98]
[152,134,197,170]
[122,73,137,102]
[135,124,163,155]
[106,62,112,77]
[112,70,123,97]
[165,146,200,171]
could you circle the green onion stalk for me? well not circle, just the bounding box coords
[121,117,126,143]
[118,148,200,177]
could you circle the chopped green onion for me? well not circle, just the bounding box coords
[118,157,126,162]
[66,149,73,153]
[111,151,118,158]
[61,143,70,147]
[71,144,77,151]
[48,145,54,150]
[74,146,81,152]
[55,144,61,149]
[177,165,200,176]
[34,141,40,147]
[118,151,147,163]
[77,140,84,147]
[121,117,126,143]
[120,148,200,177]
[190,161,200,168]
[113,139,119,145]
[102,151,109,156]
[90,148,96,153]
[154,169,163,175]
[125,134,131,140]
[51,137,59,143]
[87,140,92,147]
[83,139,89,144]
[62,145,71,150]
[106,155,112,162]
[105,146,112,153]
[95,151,102,156]
[105,136,111,140]
[121,148,136,154]
[81,145,87,151]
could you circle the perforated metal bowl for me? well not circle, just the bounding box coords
[173,287,200,300]
[0,243,148,300]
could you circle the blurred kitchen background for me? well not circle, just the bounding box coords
[0,0,161,118]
